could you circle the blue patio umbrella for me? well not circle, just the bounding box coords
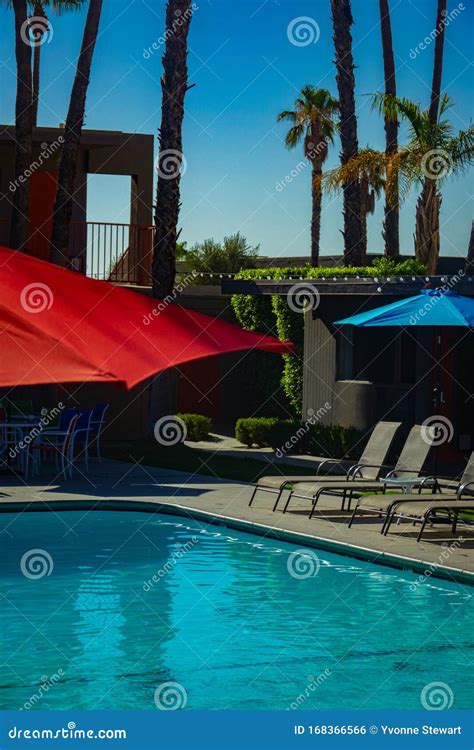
[335,288,474,327]
[335,287,474,470]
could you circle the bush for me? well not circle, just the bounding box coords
[235,417,279,447]
[235,417,363,459]
[231,260,427,416]
[176,413,212,442]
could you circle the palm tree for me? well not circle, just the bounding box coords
[277,86,339,266]
[50,0,103,266]
[429,0,447,123]
[378,0,399,259]
[9,0,33,251]
[152,0,194,299]
[29,1,85,127]
[319,148,385,258]
[465,220,474,274]
[330,0,364,266]
[372,93,474,274]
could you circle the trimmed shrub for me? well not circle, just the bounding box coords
[235,417,364,459]
[231,259,427,416]
[235,417,279,448]
[176,413,212,442]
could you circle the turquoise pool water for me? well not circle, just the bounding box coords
[0,510,472,710]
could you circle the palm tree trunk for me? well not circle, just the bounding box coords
[429,0,447,123]
[50,0,103,266]
[415,0,447,273]
[330,0,364,266]
[360,180,368,259]
[152,0,193,298]
[310,165,322,267]
[9,0,33,251]
[465,220,474,274]
[378,0,399,259]
[415,180,441,275]
[32,44,41,127]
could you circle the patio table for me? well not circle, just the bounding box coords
[382,475,437,494]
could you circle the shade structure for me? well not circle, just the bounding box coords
[335,288,474,327]
[0,247,293,388]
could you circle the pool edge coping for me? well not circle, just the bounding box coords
[1,496,472,586]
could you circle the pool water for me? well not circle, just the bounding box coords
[0,510,472,710]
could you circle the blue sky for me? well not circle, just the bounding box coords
[0,0,472,260]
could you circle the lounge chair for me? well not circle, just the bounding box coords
[248,420,401,511]
[349,452,474,534]
[385,495,474,542]
[284,424,432,518]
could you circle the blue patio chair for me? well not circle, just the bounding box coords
[89,403,110,461]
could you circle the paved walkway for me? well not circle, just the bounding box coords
[0,459,472,583]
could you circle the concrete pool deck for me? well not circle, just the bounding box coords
[0,459,472,584]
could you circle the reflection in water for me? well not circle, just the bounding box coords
[0,511,472,710]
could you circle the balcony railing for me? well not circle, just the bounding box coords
[70,221,155,285]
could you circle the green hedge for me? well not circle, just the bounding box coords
[235,417,364,459]
[176,413,212,442]
[231,258,426,417]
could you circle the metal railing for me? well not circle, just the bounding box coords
[70,221,155,285]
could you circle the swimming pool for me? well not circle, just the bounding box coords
[0,510,472,710]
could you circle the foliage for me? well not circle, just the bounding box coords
[184,233,259,284]
[371,93,474,202]
[277,85,339,159]
[234,417,364,459]
[176,413,212,442]
[235,417,279,448]
[231,259,426,415]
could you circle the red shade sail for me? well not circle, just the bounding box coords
[0,247,293,389]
